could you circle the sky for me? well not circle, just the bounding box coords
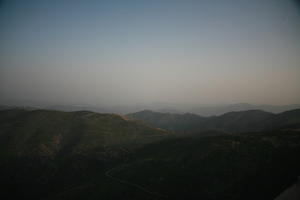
[0,0,300,107]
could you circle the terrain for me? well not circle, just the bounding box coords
[0,108,300,199]
[1,102,299,116]
[189,103,300,116]
[127,109,300,133]
[0,109,168,158]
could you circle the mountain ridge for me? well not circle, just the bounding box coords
[1,102,299,116]
[0,109,168,159]
[127,108,300,133]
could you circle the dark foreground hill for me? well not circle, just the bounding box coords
[0,109,300,200]
[0,109,167,158]
[105,130,300,200]
[0,109,168,199]
[127,109,300,133]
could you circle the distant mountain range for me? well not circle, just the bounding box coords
[1,102,299,116]
[188,103,300,116]
[127,109,300,133]
[2,103,300,134]
[47,103,300,116]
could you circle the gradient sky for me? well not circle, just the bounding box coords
[1,0,300,107]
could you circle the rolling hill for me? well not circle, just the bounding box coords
[0,108,169,199]
[0,109,168,158]
[126,110,206,132]
[0,108,300,199]
[127,109,300,133]
[189,103,300,116]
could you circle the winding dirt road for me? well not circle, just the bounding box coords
[105,164,167,199]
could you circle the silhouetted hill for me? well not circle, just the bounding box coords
[189,103,300,116]
[2,102,299,116]
[127,110,205,132]
[127,109,300,133]
[265,109,300,130]
[202,110,275,132]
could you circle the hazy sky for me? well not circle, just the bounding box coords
[1,0,300,107]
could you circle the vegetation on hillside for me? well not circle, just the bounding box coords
[0,109,300,199]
